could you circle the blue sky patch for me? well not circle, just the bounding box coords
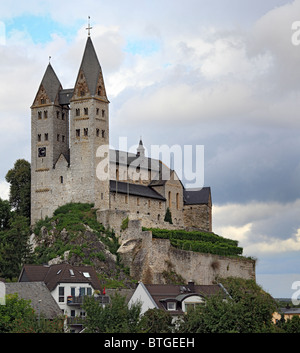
[124,38,161,56]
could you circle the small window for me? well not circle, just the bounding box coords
[148,200,151,208]
[44,133,48,141]
[137,198,140,206]
[84,128,88,137]
[80,90,85,97]
[41,98,45,105]
[102,110,105,118]
[57,134,60,142]
[69,269,74,276]
[84,108,88,115]
[57,111,60,119]
[125,195,128,204]
[62,135,65,143]
[83,272,90,278]
[101,193,104,200]
[60,176,64,184]
[102,130,105,138]
[38,134,41,142]
[44,111,48,119]
[87,287,92,296]
[96,128,100,137]
[62,112,65,120]
[96,108,99,115]
[59,287,65,302]
[38,111,42,120]
[76,109,80,117]
[167,302,176,311]
[76,129,80,137]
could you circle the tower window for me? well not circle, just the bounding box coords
[60,176,64,184]
[62,135,65,143]
[76,129,80,137]
[38,111,42,120]
[98,86,103,96]
[44,111,48,119]
[45,133,48,141]
[57,111,60,119]
[76,109,80,117]
[84,108,88,115]
[96,108,99,115]
[102,130,105,138]
[41,98,45,105]
[62,112,65,120]
[38,134,41,142]
[80,90,85,97]
[57,134,60,142]
[102,110,105,118]
[84,128,88,137]
[96,128,100,137]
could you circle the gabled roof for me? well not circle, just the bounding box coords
[110,180,166,201]
[19,264,102,292]
[183,187,211,205]
[5,282,62,319]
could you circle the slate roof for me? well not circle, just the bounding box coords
[143,282,224,315]
[183,187,211,205]
[59,88,74,105]
[77,36,104,97]
[5,282,62,319]
[39,63,62,103]
[19,264,102,292]
[110,180,166,201]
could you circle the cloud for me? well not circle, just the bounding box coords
[0,181,9,200]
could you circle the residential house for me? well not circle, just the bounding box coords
[128,281,227,320]
[19,264,108,333]
[273,306,300,323]
[5,282,63,323]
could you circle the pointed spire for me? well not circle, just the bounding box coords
[33,63,62,106]
[76,36,106,98]
[137,137,145,157]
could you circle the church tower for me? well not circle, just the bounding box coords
[31,63,70,222]
[69,35,110,210]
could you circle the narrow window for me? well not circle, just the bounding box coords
[137,198,140,206]
[38,111,42,120]
[102,130,105,138]
[62,135,65,143]
[84,128,88,137]
[76,109,80,117]
[101,193,104,200]
[44,111,48,119]
[125,195,128,204]
[96,128,100,137]
[57,111,60,119]
[57,134,60,142]
[168,191,171,208]
[45,133,48,141]
[38,134,41,142]
[62,112,65,120]
[176,193,180,210]
[102,110,105,118]
[58,287,65,302]
[84,108,88,115]
[96,108,99,115]
[60,176,63,184]
[41,98,45,105]
[148,200,151,208]
[80,90,85,97]
[76,129,80,137]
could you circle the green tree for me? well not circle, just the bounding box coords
[0,215,31,279]
[5,159,31,220]
[179,277,278,333]
[139,308,174,333]
[83,293,142,333]
[164,207,173,224]
[0,198,11,230]
[278,315,300,333]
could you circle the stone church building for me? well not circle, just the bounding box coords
[31,34,212,232]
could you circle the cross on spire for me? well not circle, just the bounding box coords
[86,16,93,37]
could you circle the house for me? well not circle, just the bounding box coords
[273,307,300,323]
[19,264,109,333]
[5,282,63,322]
[128,281,227,319]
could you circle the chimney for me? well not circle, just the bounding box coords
[188,281,195,292]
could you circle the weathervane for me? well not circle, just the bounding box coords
[86,16,93,37]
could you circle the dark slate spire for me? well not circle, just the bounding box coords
[40,63,62,103]
[77,36,104,97]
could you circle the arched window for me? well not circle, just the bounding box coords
[168,191,171,208]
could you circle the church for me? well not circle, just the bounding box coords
[30,32,212,232]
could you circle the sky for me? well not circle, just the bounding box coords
[0,0,300,298]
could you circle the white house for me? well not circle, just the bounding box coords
[19,264,108,332]
[129,281,227,318]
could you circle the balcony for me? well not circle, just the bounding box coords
[67,316,87,326]
[67,295,110,306]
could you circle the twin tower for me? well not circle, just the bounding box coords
[31,36,110,224]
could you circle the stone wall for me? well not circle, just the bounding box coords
[183,204,212,232]
[117,220,256,285]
